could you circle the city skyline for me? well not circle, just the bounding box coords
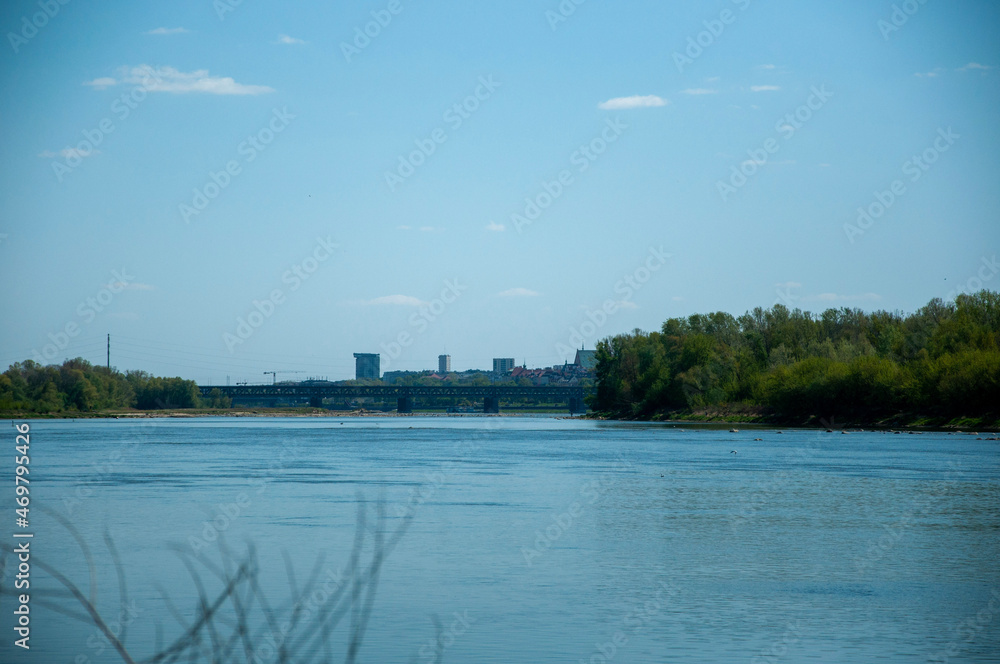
[2,0,998,384]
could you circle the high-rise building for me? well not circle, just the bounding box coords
[353,353,380,380]
[438,354,451,373]
[493,358,515,375]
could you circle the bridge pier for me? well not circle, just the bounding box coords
[568,396,585,414]
[309,396,324,408]
[397,396,413,414]
[483,396,500,414]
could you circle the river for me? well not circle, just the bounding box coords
[1,417,998,663]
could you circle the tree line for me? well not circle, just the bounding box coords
[0,359,231,413]
[592,291,1000,425]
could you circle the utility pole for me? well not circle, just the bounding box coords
[107,334,110,370]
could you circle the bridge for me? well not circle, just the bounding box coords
[198,384,587,414]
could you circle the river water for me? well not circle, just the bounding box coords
[2,417,998,663]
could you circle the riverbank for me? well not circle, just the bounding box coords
[589,404,1000,431]
[5,407,997,431]
[0,407,557,419]
[7,400,993,429]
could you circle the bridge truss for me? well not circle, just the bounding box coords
[198,384,587,414]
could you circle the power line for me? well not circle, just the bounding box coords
[112,334,353,364]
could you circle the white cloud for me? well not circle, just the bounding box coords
[915,68,945,78]
[145,27,189,35]
[38,148,99,159]
[396,225,411,230]
[83,77,117,90]
[617,300,639,310]
[485,220,505,232]
[806,292,882,303]
[750,85,781,92]
[366,295,427,306]
[598,95,668,110]
[276,34,306,45]
[84,65,274,95]
[958,62,992,71]
[419,226,443,232]
[498,288,541,298]
[757,64,776,70]
[705,76,721,82]
[775,281,802,289]
[681,88,718,95]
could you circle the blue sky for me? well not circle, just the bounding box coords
[1,0,998,383]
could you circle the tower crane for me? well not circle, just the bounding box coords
[263,370,305,384]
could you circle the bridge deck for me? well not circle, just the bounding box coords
[198,384,586,413]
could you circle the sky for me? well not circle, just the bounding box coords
[1,0,998,384]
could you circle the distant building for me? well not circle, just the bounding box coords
[438,354,451,373]
[574,349,597,372]
[353,353,380,380]
[493,358,515,375]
